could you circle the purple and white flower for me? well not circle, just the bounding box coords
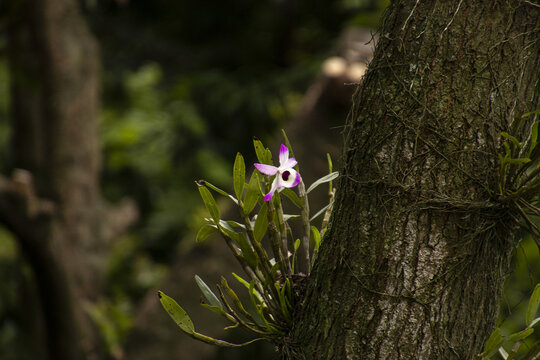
[254,144,301,201]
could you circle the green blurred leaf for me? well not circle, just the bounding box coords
[506,158,531,165]
[529,317,540,328]
[200,303,227,316]
[521,109,540,118]
[198,184,220,223]
[310,226,321,251]
[158,291,195,334]
[237,233,258,268]
[281,188,303,208]
[233,153,246,200]
[195,275,222,309]
[310,203,331,222]
[306,172,339,194]
[507,328,534,342]
[244,172,261,215]
[253,203,268,242]
[196,224,217,242]
[526,283,540,326]
[482,328,503,358]
[528,122,538,157]
[293,239,301,251]
[501,132,521,148]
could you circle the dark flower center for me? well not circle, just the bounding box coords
[281,170,290,181]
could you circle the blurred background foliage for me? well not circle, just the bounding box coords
[0,0,538,359]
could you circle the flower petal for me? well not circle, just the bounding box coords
[254,163,278,175]
[264,177,279,201]
[280,157,297,170]
[292,171,301,187]
[279,144,289,167]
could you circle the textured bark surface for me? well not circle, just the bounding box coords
[288,1,539,359]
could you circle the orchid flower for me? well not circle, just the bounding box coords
[254,144,301,201]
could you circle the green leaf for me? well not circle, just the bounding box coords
[237,233,258,268]
[253,202,268,242]
[506,158,531,165]
[196,224,217,242]
[221,277,251,316]
[253,138,271,164]
[198,185,220,223]
[306,172,339,194]
[243,172,261,215]
[157,291,195,334]
[274,282,291,323]
[501,132,521,148]
[232,272,251,289]
[310,226,321,251]
[310,203,331,222]
[529,121,539,156]
[195,275,222,309]
[526,283,540,326]
[281,188,303,208]
[507,328,534,342]
[521,109,540,118]
[482,328,503,358]
[529,317,540,328]
[293,239,301,251]
[202,181,238,204]
[200,303,227,316]
[218,220,242,241]
[283,214,301,221]
[233,153,246,201]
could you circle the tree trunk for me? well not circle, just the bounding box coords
[288,1,539,359]
[2,1,135,359]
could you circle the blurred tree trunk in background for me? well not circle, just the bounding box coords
[1,1,135,359]
[289,1,539,359]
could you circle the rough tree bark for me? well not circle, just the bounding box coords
[1,1,137,359]
[288,1,539,359]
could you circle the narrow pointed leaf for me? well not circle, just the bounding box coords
[233,153,246,200]
[526,283,540,326]
[528,121,538,157]
[253,138,271,164]
[310,203,331,222]
[529,317,540,328]
[507,328,534,342]
[253,202,268,242]
[200,303,227,316]
[482,328,503,358]
[306,172,339,194]
[158,291,195,334]
[232,272,251,289]
[281,188,303,208]
[310,226,321,250]
[196,224,217,242]
[244,172,261,215]
[195,275,222,309]
[236,233,258,268]
[202,180,238,204]
[501,132,521,148]
[198,185,220,223]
